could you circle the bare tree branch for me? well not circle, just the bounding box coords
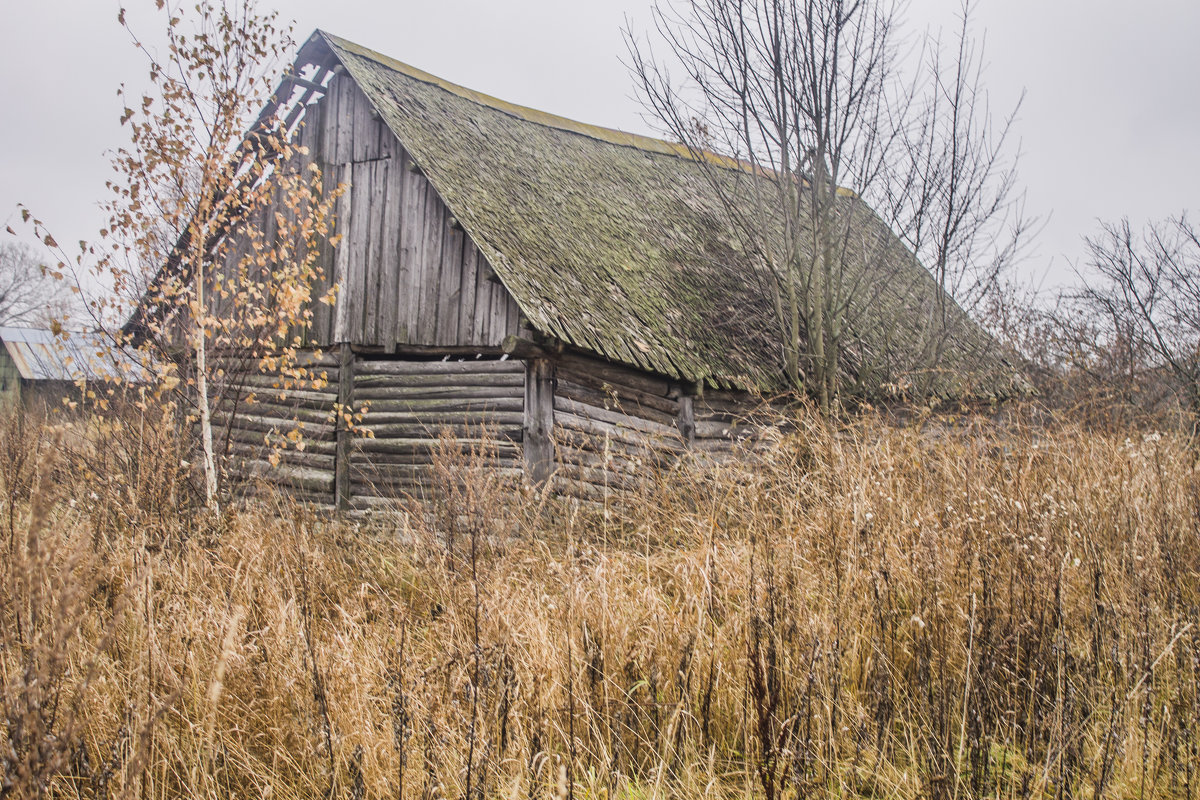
[626,0,1031,411]
[0,242,74,328]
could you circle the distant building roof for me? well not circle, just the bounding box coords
[0,326,139,383]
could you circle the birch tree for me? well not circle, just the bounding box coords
[22,0,344,508]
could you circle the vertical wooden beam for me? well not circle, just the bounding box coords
[331,162,353,343]
[678,393,696,447]
[334,342,355,510]
[523,358,555,483]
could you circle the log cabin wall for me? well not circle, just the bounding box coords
[214,351,526,508]
[550,351,691,502]
[213,350,342,505]
[215,73,523,351]
[693,389,758,455]
[348,355,526,509]
[212,348,754,508]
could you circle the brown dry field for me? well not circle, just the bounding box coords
[3,404,1199,800]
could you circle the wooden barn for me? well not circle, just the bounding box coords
[136,31,1017,508]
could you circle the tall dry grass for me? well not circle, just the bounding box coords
[2,403,1199,800]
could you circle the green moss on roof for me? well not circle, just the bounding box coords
[318,30,1018,397]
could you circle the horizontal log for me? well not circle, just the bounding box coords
[351,468,523,495]
[556,463,646,493]
[557,371,683,419]
[557,353,673,397]
[220,426,339,456]
[694,402,754,418]
[227,442,335,470]
[359,423,523,441]
[361,410,524,427]
[350,478,427,495]
[213,412,336,439]
[221,377,339,402]
[554,417,685,456]
[704,388,758,404]
[694,420,755,440]
[353,372,524,392]
[219,367,340,385]
[695,398,759,418]
[353,453,520,470]
[501,335,550,359]
[209,349,338,368]
[555,378,679,420]
[350,441,516,460]
[352,457,523,477]
[288,350,339,368]
[554,396,680,439]
[355,358,524,376]
[210,372,339,389]
[215,399,336,425]
[231,484,334,507]
[353,434,510,449]
[228,392,338,413]
[349,493,417,509]
[690,438,739,454]
[390,345,504,358]
[231,458,334,493]
[693,411,745,426]
[215,414,336,443]
[553,445,658,475]
[357,397,524,415]
[548,475,623,503]
[552,427,667,457]
[351,383,523,402]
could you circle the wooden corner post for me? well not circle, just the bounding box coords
[334,342,355,510]
[523,358,555,483]
[678,394,696,447]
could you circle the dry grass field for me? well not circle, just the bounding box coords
[2,404,1199,800]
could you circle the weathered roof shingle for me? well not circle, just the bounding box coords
[319,31,1018,397]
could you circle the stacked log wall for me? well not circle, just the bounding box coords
[693,389,759,455]
[551,352,688,501]
[213,351,341,504]
[208,349,757,508]
[348,356,526,508]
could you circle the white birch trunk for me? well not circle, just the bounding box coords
[195,276,219,511]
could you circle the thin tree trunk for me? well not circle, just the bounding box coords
[195,276,219,510]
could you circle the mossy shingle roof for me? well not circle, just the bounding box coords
[318,31,1018,397]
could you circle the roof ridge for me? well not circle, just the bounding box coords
[317,30,749,170]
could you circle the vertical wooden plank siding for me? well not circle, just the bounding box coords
[215,72,520,353]
[435,224,465,343]
[331,162,353,342]
[362,158,388,342]
[458,245,479,344]
[378,160,405,349]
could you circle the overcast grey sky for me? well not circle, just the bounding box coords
[2,1,1198,292]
